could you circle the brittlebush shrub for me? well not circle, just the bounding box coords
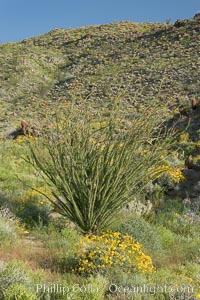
[72,231,155,276]
[151,164,185,184]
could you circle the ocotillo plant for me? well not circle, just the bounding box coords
[25,99,177,234]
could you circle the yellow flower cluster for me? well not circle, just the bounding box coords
[14,135,37,144]
[73,231,155,275]
[152,165,185,183]
[91,121,108,130]
[8,218,29,235]
[167,167,185,183]
[16,223,29,235]
[19,187,51,206]
[179,132,190,143]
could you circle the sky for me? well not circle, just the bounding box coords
[0,0,199,43]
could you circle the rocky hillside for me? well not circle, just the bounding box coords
[0,14,200,131]
[0,14,200,217]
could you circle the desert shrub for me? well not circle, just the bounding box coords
[150,198,184,225]
[0,207,28,242]
[0,217,16,242]
[174,235,200,263]
[144,182,164,208]
[106,267,199,300]
[169,213,200,237]
[0,140,52,228]
[60,226,80,242]
[69,275,108,300]
[14,188,52,227]
[148,268,198,300]
[0,261,45,299]
[3,284,38,300]
[161,198,184,213]
[71,231,155,276]
[25,100,176,233]
[106,269,147,296]
[153,202,200,237]
[0,191,11,209]
[156,226,177,249]
[116,215,163,254]
[105,265,197,300]
[147,267,199,300]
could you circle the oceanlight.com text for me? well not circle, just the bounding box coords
[109,283,194,296]
[36,282,194,297]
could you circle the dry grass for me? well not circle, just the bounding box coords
[0,236,46,269]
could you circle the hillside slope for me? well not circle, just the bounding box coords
[0,14,199,131]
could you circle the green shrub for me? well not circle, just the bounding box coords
[0,218,16,242]
[60,227,80,243]
[156,226,177,249]
[0,262,30,297]
[0,207,19,242]
[116,215,163,254]
[174,236,200,263]
[106,267,198,300]
[0,206,30,238]
[170,213,200,237]
[106,269,147,291]
[3,284,38,300]
[75,275,108,300]
[0,261,46,299]
[153,205,200,237]
[14,190,52,228]
[0,140,52,228]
